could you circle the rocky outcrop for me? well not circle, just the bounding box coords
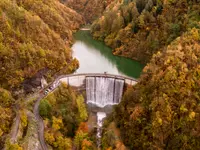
[22,69,48,93]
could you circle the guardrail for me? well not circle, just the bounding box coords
[43,73,138,96]
[52,73,137,85]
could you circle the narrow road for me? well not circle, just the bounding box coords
[33,96,48,150]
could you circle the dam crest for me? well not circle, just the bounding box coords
[51,73,137,107]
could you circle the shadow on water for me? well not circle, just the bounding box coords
[73,30,145,78]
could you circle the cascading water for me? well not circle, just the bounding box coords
[113,79,124,103]
[86,77,124,107]
[86,76,124,148]
[86,77,96,104]
[97,112,106,149]
[95,77,115,107]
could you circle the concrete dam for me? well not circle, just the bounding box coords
[52,73,138,107]
[86,77,124,107]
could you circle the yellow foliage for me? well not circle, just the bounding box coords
[53,136,72,150]
[6,141,23,150]
[189,112,195,120]
[0,88,13,107]
[180,104,188,113]
[0,106,13,133]
[20,110,27,128]
[76,95,88,121]
[190,28,200,40]
[106,147,112,150]
[52,116,63,131]
[44,131,55,145]
[0,0,83,89]
[0,128,3,137]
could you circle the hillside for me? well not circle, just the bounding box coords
[112,28,200,149]
[65,0,114,23]
[0,0,200,149]
[0,88,15,149]
[39,83,95,149]
[91,0,200,63]
[0,0,83,91]
[0,0,83,148]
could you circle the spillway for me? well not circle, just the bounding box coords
[86,77,124,107]
[86,76,124,149]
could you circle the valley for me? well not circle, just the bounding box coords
[0,0,200,150]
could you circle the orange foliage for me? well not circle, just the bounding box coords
[81,139,92,150]
[77,122,88,133]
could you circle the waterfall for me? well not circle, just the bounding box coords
[113,79,124,103]
[86,76,124,149]
[86,77,124,107]
[97,112,106,149]
[86,77,96,104]
[95,77,115,107]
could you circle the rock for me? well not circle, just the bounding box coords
[22,69,48,93]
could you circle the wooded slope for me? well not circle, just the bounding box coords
[114,28,200,149]
[91,0,200,63]
[0,0,83,90]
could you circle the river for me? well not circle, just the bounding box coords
[72,30,144,78]
[71,30,144,148]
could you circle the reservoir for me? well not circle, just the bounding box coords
[72,30,144,78]
[71,30,144,148]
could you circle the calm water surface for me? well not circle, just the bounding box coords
[72,30,144,78]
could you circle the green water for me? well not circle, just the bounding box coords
[72,30,144,78]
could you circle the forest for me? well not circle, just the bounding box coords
[111,28,200,149]
[91,0,200,63]
[65,0,114,23]
[0,0,200,150]
[39,83,95,150]
[0,0,82,90]
[0,0,83,148]
[96,0,200,149]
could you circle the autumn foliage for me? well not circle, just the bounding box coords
[114,28,200,149]
[0,88,15,149]
[66,0,114,23]
[0,0,83,89]
[39,83,94,149]
[91,0,200,63]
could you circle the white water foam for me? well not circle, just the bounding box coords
[97,112,106,148]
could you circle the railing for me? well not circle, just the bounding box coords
[43,73,138,96]
[52,73,138,86]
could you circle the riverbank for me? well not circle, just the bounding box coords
[72,30,144,79]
